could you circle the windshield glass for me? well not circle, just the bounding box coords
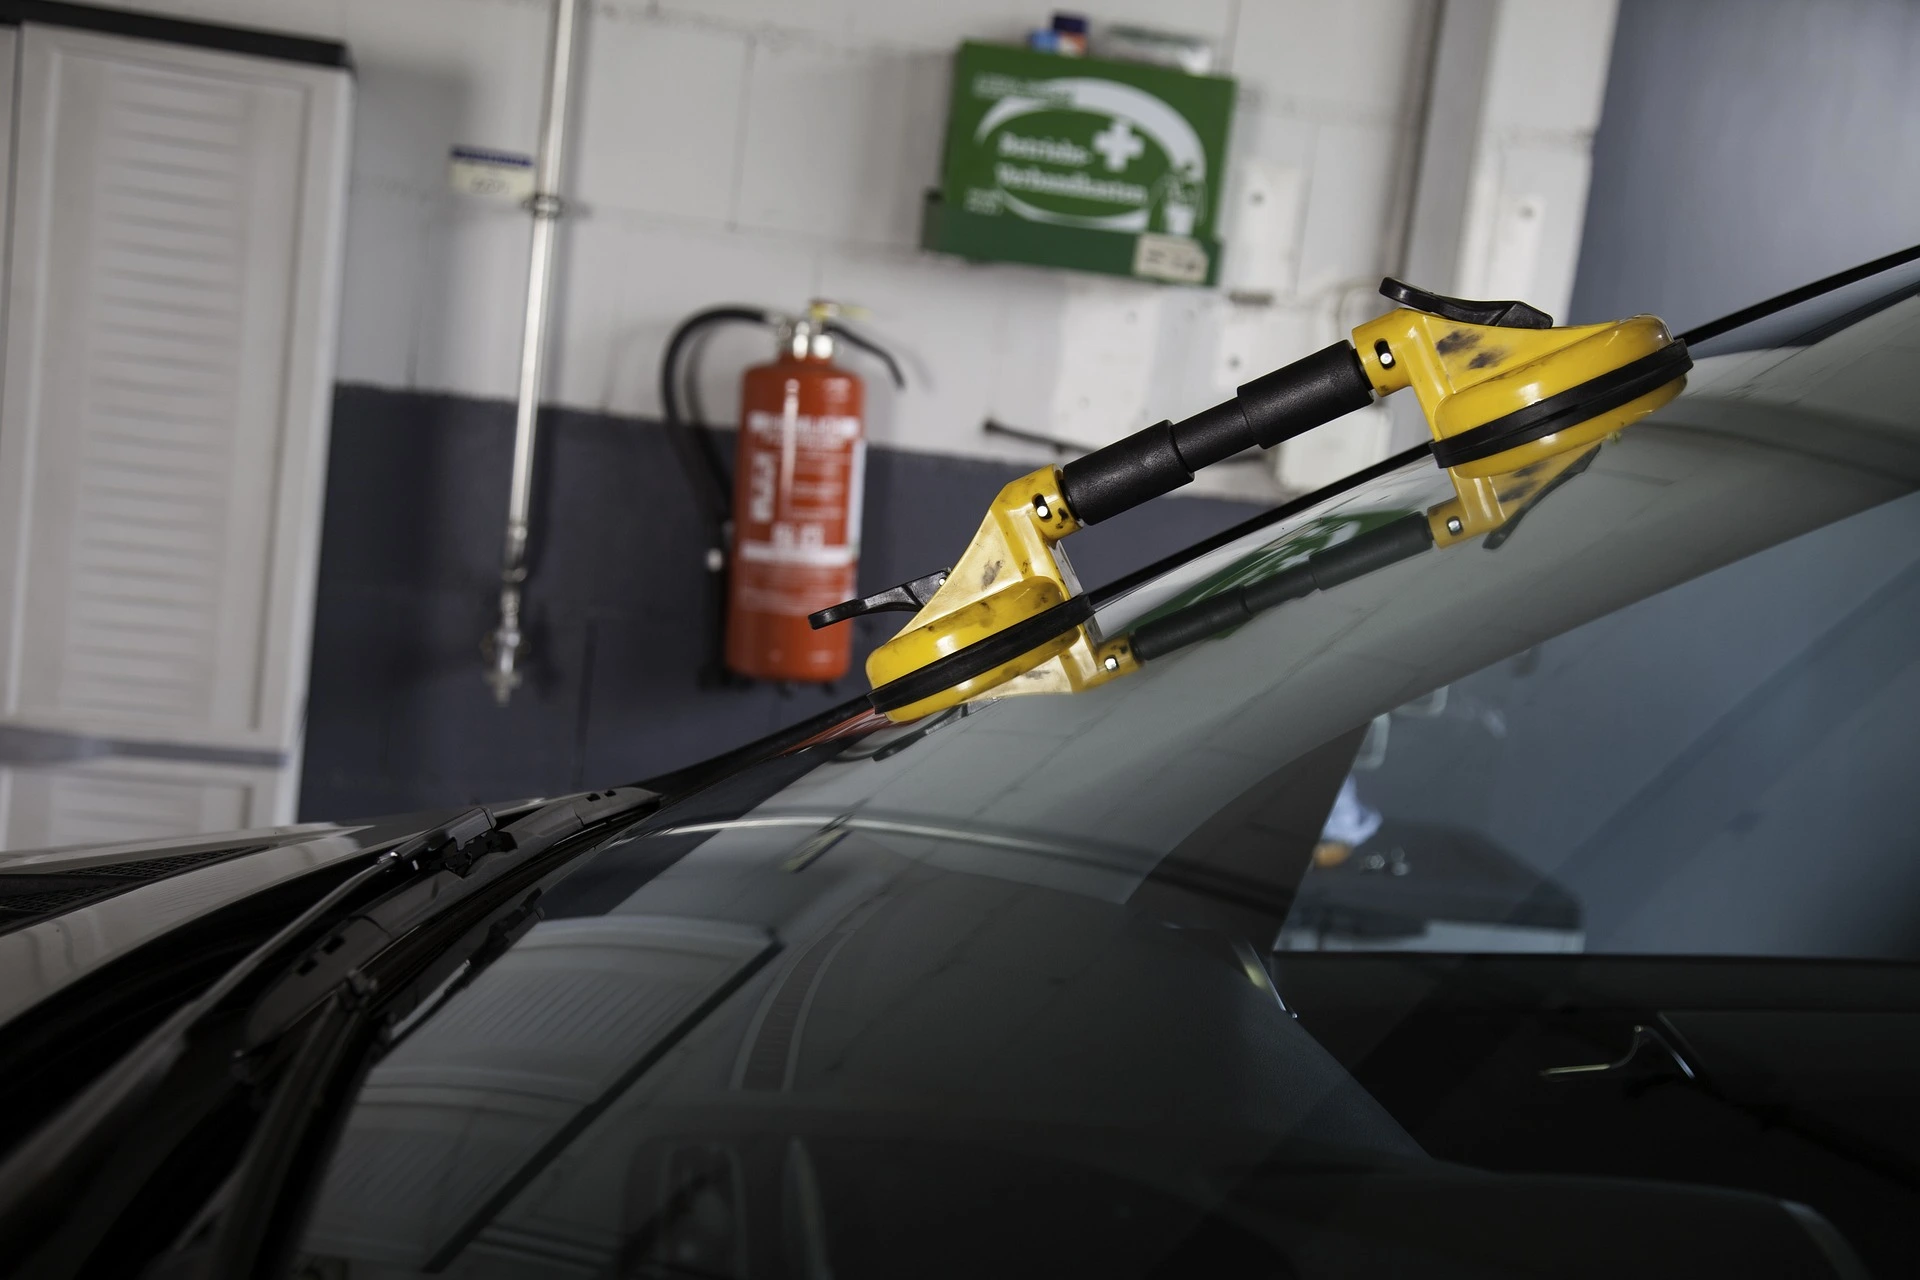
[298,285,1920,1279]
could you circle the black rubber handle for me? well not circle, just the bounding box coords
[1059,342,1374,526]
[1131,513,1434,661]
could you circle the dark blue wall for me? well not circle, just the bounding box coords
[298,385,1267,821]
[1571,0,1920,331]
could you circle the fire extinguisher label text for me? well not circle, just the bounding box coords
[746,451,777,523]
[745,411,860,447]
[727,367,866,679]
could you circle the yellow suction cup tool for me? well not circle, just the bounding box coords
[1352,279,1688,546]
[810,467,1136,723]
[812,279,1688,722]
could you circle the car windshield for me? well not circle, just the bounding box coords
[299,277,1920,1278]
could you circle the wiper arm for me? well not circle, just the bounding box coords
[243,786,656,1055]
[0,786,659,1280]
[206,786,659,1277]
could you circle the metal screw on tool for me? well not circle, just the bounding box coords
[1103,655,1119,671]
[1446,517,1463,534]
[1033,496,1052,520]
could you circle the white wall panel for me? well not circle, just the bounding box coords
[1457,142,1596,324]
[817,246,1058,460]
[1480,0,1618,134]
[546,216,819,420]
[574,13,749,224]
[1229,0,1428,120]
[1453,0,1618,325]
[1296,120,1402,296]
[1218,108,1314,297]
[734,38,949,248]
[411,199,531,400]
[342,0,546,195]
[657,0,856,40]
[336,182,433,387]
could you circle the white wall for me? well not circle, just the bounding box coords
[104,0,1614,499]
[1457,0,1617,322]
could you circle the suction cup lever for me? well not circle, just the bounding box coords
[1380,277,1553,330]
[810,569,950,629]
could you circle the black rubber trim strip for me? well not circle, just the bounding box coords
[1428,341,1691,470]
[0,0,352,70]
[867,595,1094,715]
[633,695,871,800]
[1771,275,1920,352]
[1086,443,1433,607]
[1130,513,1433,662]
[1680,241,1920,347]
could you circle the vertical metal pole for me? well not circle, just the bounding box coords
[487,0,580,705]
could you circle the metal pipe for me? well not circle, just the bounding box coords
[486,0,581,706]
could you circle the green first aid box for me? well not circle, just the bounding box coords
[922,42,1236,286]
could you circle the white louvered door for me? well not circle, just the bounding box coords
[0,23,351,850]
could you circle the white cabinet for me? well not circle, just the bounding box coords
[0,17,351,849]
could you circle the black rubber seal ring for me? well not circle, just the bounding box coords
[1428,340,1692,470]
[868,595,1094,715]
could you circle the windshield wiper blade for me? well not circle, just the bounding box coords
[204,786,660,1277]
[0,786,659,1280]
[243,786,656,1055]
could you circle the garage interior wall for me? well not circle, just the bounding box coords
[83,0,1615,820]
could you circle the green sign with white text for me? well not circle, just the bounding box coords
[923,42,1236,286]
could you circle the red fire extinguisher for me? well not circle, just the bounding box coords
[658,301,903,685]
[725,304,866,681]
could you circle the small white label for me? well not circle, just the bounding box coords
[449,146,535,200]
[1132,232,1208,284]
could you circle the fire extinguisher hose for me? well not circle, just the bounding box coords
[658,306,776,539]
[822,322,907,391]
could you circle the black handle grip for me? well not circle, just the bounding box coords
[1059,342,1374,526]
[1379,277,1552,329]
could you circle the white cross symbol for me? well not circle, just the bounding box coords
[1091,119,1144,172]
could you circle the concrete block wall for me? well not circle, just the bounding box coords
[97,0,1627,478]
[103,0,1476,500]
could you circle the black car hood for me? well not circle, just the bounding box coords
[0,805,525,1028]
[296,776,1418,1269]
